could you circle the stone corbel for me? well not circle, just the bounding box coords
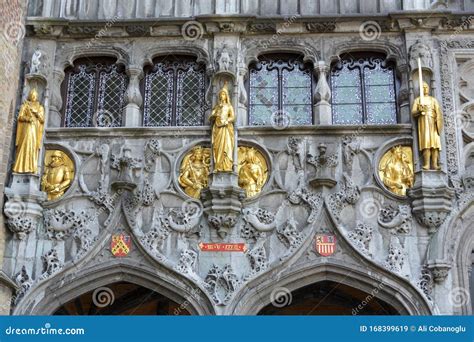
[4,175,46,240]
[427,260,451,284]
[123,66,144,127]
[313,61,332,125]
[408,171,455,234]
[202,173,244,239]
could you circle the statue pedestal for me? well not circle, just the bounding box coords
[408,170,454,234]
[4,174,46,240]
[309,168,337,189]
[202,172,245,239]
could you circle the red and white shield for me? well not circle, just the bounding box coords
[315,234,336,256]
[111,234,131,257]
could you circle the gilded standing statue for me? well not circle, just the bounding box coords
[412,82,443,170]
[210,82,235,172]
[13,88,45,174]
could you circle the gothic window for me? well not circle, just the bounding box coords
[249,55,313,126]
[330,53,398,125]
[63,58,128,127]
[143,57,206,127]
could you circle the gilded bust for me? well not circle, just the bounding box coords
[41,150,74,201]
[238,147,268,198]
[178,146,211,198]
[379,145,414,196]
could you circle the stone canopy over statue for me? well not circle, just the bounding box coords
[412,81,443,170]
[210,82,235,172]
[12,88,45,174]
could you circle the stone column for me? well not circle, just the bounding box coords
[397,64,411,124]
[48,68,65,127]
[123,66,143,127]
[313,61,332,125]
[237,66,248,127]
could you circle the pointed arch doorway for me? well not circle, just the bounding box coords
[258,281,399,315]
[53,282,190,315]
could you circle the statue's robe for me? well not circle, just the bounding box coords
[411,96,443,151]
[13,101,44,173]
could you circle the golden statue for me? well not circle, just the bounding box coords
[412,81,443,170]
[41,150,74,201]
[178,146,211,198]
[210,82,235,172]
[12,88,45,174]
[238,147,268,198]
[379,145,414,196]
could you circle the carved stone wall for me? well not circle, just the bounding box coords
[0,0,27,314]
[2,4,474,316]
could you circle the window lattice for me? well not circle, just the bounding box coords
[65,65,96,127]
[97,66,128,127]
[249,58,313,126]
[331,56,397,125]
[64,61,127,127]
[144,60,206,127]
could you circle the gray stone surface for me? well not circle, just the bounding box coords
[1,1,473,316]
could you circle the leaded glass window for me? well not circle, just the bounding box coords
[330,55,398,124]
[63,59,128,127]
[143,59,206,127]
[249,56,313,126]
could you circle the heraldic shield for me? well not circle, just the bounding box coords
[111,234,131,257]
[315,234,336,257]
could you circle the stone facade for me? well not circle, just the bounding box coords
[0,0,27,314]
[1,0,473,315]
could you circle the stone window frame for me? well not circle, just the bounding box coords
[247,53,316,126]
[61,57,128,128]
[329,52,400,125]
[141,55,208,127]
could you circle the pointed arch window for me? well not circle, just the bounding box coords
[143,57,207,127]
[330,53,398,125]
[248,55,314,126]
[63,58,128,127]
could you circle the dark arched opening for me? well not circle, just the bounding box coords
[258,281,400,315]
[53,282,190,315]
